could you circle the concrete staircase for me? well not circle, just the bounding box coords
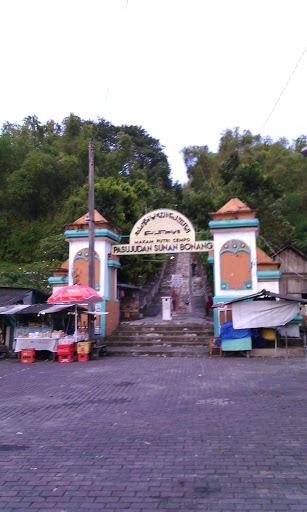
[105,253,214,357]
[144,252,210,318]
[144,255,177,317]
[105,320,213,357]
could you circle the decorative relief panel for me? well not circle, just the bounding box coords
[73,249,100,290]
[220,240,252,290]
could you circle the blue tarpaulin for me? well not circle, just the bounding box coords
[218,321,251,344]
[217,322,270,348]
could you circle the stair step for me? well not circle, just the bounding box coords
[106,341,210,347]
[108,329,212,334]
[107,340,211,345]
[118,323,212,330]
[107,336,211,341]
[110,253,213,356]
[107,346,210,357]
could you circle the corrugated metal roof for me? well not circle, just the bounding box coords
[213,289,307,308]
[0,305,28,315]
[16,304,65,314]
[0,288,32,306]
[0,287,48,306]
[0,304,86,315]
[271,241,307,261]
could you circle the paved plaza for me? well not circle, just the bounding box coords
[0,356,306,511]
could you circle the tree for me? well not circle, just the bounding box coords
[181,145,219,191]
[7,151,61,218]
[0,115,305,291]
[182,128,305,252]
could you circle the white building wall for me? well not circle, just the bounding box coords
[99,240,113,297]
[52,285,65,294]
[68,238,114,298]
[257,281,280,294]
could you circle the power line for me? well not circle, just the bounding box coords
[260,235,307,281]
[103,1,128,109]
[260,47,306,134]
[259,235,278,254]
[104,88,109,105]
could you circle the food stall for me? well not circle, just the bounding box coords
[14,321,52,339]
[14,329,88,361]
[0,303,87,358]
[212,289,306,358]
[118,284,140,320]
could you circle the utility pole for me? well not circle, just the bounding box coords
[88,139,95,339]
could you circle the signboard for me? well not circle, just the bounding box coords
[111,209,213,255]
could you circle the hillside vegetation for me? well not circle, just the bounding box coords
[0,115,306,292]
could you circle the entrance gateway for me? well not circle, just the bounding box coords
[49,208,213,339]
[112,209,213,325]
[112,209,213,255]
[50,199,283,341]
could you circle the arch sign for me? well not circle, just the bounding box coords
[111,209,213,255]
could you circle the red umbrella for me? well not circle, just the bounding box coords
[47,285,103,342]
[47,285,102,305]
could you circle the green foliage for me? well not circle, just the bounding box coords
[0,116,305,294]
[94,178,141,232]
[0,114,179,290]
[6,223,44,263]
[7,151,62,218]
[35,234,68,262]
[182,187,217,232]
[0,261,52,293]
[183,129,307,254]
[181,145,219,192]
[217,153,301,249]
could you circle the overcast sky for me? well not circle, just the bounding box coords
[1,0,306,184]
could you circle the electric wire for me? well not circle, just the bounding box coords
[104,1,128,107]
[260,47,306,134]
[259,235,307,281]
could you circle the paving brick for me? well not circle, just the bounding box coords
[0,357,306,511]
